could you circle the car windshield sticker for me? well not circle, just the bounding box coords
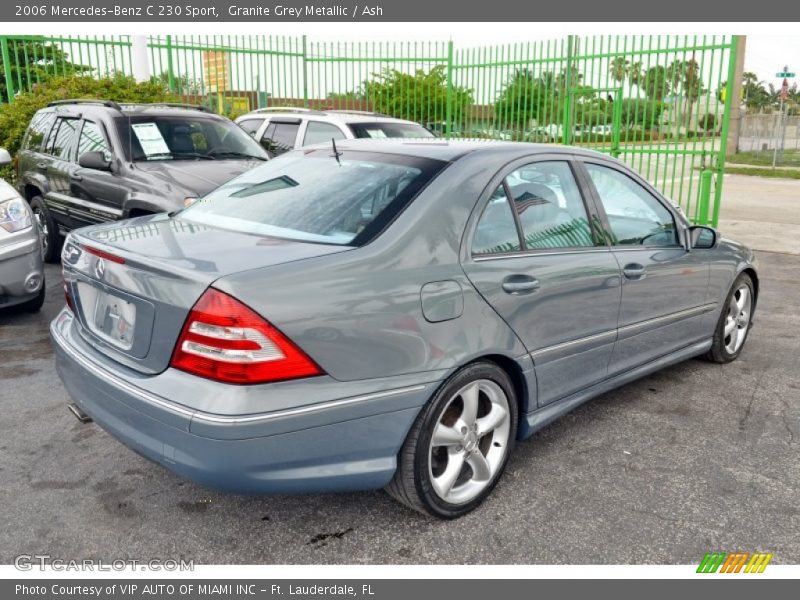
[363,128,388,138]
[131,123,171,157]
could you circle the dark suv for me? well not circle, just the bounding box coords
[16,100,267,262]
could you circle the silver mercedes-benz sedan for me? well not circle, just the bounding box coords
[51,140,757,518]
[0,148,45,312]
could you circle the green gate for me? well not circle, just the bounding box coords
[0,34,737,225]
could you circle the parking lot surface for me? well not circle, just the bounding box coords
[1,251,798,564]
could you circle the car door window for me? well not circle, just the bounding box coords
[260,121,299,157]
[472,185,522,255]
[585,163,679,247]
[23,112,56,152]
[506,161,595,250]
[77,121,112,162]
[303,121,346,146]
[238,118,263,136]
[50,118,80,161]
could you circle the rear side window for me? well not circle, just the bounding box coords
[349,122,433,139]
[77,121,112,161]
[260,121,299,157]
[237,118,263,136]
[303,121,346,146]
[181,150,445,246]
[472,161,597,256]
[472,185,521,255]
[507,162,595,250]
[49,118,80,161]
[23,111,56,152]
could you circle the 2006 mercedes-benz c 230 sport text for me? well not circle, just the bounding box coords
[52,140,758,518]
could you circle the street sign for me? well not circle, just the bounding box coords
[776,72,795,78]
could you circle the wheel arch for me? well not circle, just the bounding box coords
[740,267,759,313]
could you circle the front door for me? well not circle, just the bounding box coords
[69,119,125,227]
[462,157,621,407]
[578,160,711,376]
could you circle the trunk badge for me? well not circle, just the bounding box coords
[94,258,106,280]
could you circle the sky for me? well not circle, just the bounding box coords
[745,36,800,87]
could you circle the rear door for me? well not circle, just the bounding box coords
[462,156,622,407]
[578,159,711,375]
[68,119,125,227]
[43,116,81,231]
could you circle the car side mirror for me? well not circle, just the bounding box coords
[689,225,717,249]
[0,148,11,166]
[79,151,112,171]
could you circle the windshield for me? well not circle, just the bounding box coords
[179,150,445,245]
[348,122,434,139]
[115,114,267,162]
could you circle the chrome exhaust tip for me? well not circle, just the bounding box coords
[68,403,93,424]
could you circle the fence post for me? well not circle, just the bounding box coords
[0,36,14,103]
[697,169,713,225]
[611,87,623,158]
[445,40,454,138]
[302,35,309,108]
[561,35,574,145]
[165,35,175,92]
[712,35,739,228]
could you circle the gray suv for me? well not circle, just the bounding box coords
[16,100,267,262]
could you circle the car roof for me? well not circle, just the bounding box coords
[237,108,421,125]
[42,101,219,119]
[309,138,617,163]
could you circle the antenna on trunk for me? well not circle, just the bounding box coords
[331,137,342,165]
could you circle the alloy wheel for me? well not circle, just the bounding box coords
[428,379,511,505]
[724,284,752,354]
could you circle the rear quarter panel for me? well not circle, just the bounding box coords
[214,151,532,383]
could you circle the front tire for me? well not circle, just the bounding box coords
[704,272,755,363]
[19,282,45,313]
[30,196,62,263]
[386,361,518,518]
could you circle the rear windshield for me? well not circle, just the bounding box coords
[115,114,267,162]
[179,150,445,245]
[348,122,434,139]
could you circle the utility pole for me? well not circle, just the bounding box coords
[726,35,747,156]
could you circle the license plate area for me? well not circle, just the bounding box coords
[73,280,155,358]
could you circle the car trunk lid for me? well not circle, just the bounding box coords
[62,213,349,374]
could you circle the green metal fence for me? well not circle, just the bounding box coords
[0,34,738,225]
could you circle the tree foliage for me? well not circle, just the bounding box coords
[363,66,473,125]
[0,40,92,101]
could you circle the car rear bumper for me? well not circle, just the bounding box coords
[0,235,43,307]
[51,309,435,494]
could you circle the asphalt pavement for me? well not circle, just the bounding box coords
[1,252,798,564]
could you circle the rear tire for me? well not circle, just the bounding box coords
[703,272,754,364]
[30,196,62,263]
[386,361,518,519]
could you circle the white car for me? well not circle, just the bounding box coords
[0,148,45,312]
[235,108,434,158]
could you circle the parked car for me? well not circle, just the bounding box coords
[51,140,758,518]
[0,148,45,312]
[235,107,433,158]
[16,100,267,262]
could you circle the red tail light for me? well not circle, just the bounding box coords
[64,282,74,312]
[84,246,125,264]
[170,288,323,385]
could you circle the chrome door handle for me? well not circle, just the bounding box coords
[623,263,647,279]
[502,276,540,294]
[37,162,48,169]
